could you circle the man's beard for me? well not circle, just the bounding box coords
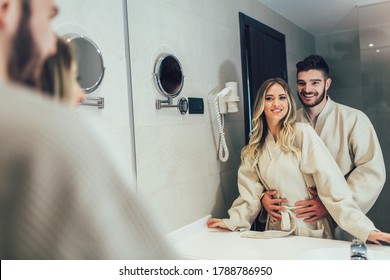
[297,85,326,108]
[7,1,41,88]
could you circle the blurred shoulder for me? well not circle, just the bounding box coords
[0,82,122,168]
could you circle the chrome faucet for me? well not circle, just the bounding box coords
[350,239,367,260]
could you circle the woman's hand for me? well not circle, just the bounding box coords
[261,190,287,222]
[367,230,390,245]
[207,218,229,230]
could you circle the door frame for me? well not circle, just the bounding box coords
[239,12,287,144]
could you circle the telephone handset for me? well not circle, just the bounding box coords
[214,82,240,162]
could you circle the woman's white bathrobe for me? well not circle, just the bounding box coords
[223,123,377,242]
[297,97,385,214]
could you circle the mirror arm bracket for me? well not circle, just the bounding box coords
[80,97,104,109]
[156,97,188,115]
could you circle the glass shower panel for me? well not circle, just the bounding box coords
[358,1,390,231]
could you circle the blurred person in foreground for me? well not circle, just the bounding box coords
[0,0,176,259]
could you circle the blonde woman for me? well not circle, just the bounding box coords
[208,78,390,244]
[40,38,85,107]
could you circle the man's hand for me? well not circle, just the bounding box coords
[261,190,288,222]
[294,187,329,222]
[367,230,390,245]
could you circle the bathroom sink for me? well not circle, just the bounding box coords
[169,216,390,260]
[297,247,390,260]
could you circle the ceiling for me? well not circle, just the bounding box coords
[257,0,390,35]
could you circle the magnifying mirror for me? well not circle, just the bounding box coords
[154,54,187,114]
[64,34,105,93]
[154,54,184,98]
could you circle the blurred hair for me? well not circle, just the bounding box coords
[41,38,77,104]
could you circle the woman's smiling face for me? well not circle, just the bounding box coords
[264,83,289,126]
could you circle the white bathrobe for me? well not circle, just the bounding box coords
[223,123,377,242]
[297,98,386,213]
[0,82,176,259]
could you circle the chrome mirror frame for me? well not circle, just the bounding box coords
[153,53,187,114]
[63,33,105,93]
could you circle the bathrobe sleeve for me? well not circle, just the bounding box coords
[345,113,386,213]
[223,158,265,231]
[298,103,386,214]
[297,124,377,242]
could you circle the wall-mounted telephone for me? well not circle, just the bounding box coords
[214,82,240,162]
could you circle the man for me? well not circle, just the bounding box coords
[5,0,57,87]
[0,0,176,259]
[261,55,385,240]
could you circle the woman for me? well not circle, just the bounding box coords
[40,37,85,107]
[208,78,390,244]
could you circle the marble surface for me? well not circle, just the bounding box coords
[168,215,390,260]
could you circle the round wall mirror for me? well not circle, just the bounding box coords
[64,34,105,93]
[154,54,184,98]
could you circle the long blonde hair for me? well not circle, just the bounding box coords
[241,78,300,166]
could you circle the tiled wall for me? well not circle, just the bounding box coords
[127,0,314,232]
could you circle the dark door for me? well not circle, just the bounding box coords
[239,13,287,144]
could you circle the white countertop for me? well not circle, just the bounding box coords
[168,215,390,260]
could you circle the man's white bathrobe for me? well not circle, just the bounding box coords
[297,98,386,214]
[0,82,176,259]
[223,123,377,242]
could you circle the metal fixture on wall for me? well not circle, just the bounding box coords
[80,97,104,109]
[63,33,106,110]
[64,33,106,93]
[154,53,188,114]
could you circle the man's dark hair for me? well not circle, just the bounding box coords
[296,54,330,78]
[7,0,41,88]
